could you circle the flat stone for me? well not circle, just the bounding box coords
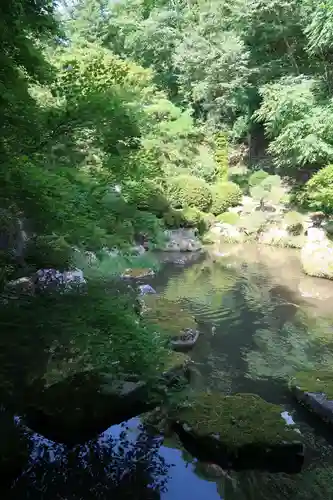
[291,370,333,425]
[171,393,304,473]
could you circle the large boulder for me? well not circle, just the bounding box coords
[22,360,191,445]
[208,223,244,243]
[291,370,333,426]
[301,229,333,279]
[160,229,202,252]
[171,393,304,474]
[142,295,199,350]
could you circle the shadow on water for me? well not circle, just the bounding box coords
[3,246,333,498]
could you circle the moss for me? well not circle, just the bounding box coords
[176,392,299,447]
[163,351,191,372]
[216,212,240,225]
[292,370,333,399]
[143,295,197,338]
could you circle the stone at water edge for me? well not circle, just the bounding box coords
[121,268,155,279]
[291,371,333,426]
[170,393,304,474]
[22,360,190,446]
[142,295,200,350]
[138,284,157,295]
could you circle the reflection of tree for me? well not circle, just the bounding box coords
[245,312,333,381]
[224,467,333,500]
[163,261,238,311]
[11,422,170,499]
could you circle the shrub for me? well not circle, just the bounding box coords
[250,174,289,206]
[283,211,305,235]
[166,175,212,212]
[182,207,202,228]
[238,212,268,236]
[216,212,240,225]
[214,131,229,181]
[304,164,333,213]
[125,180,169,216]
[200,212,216,230]
[249,169,269,187]
[163,209,184,228]
[210,182,242,215]
[25,234,73,270]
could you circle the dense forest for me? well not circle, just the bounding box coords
[1,0,333,386]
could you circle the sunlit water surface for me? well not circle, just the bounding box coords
[8,244,333,499]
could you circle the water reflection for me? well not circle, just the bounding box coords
[4,244,333,498]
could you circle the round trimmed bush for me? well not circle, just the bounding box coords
[249,169,269,187]
[216,212,240,225]
[125,180,169,215]
[167,175,212,212]
[163,209,184,228]
[210,182,242,216]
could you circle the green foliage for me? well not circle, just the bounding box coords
[249,170,269,187]
[250,175,289,206]
[210,182,242,216]
[304,164,333,213]
[214,132,229,181]
[216,212,240,225]
[124,179,169,215]
[166,175,212,212]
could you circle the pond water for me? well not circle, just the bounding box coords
[7,244,333,499]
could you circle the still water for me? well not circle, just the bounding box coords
[8,244,333,499]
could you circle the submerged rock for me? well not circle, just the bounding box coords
[291,371,333,425]
[171,393,304,474]
[121,268,155,279]
[142,295,199,350]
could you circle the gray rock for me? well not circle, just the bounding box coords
[293,387,333,425]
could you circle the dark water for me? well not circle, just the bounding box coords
[6,245,333,498]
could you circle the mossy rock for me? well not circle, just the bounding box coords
[163,351,191,373]
[283,211,305,236]
[22,371,164,445]
[176,393,300,447]
[121,267,155,279]
[291,370,333,425]
[171,392,304,473]
[142,295,197,339]
[291,370,333,399]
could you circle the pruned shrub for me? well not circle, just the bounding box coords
[249,169,269,187]
[125,179,169,215]
[210,182,242,215]
[166,175,212,212]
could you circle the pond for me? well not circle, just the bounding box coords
[6,244,333,499]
